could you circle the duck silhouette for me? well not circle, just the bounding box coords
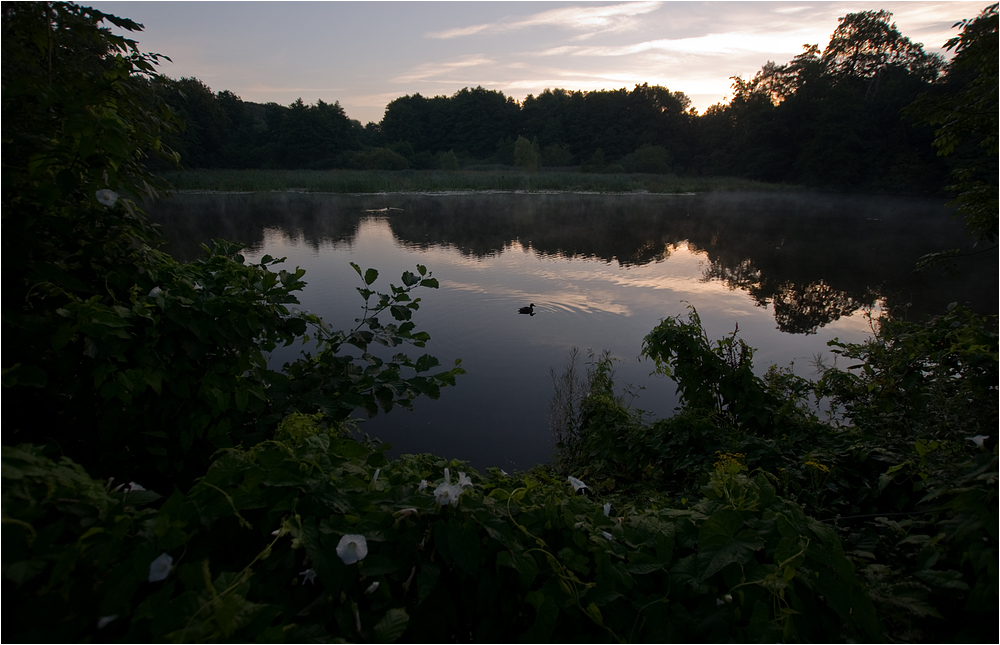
[518,303,535,315]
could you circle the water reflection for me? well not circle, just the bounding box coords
[151,191,995,331]
[145,191,995,470]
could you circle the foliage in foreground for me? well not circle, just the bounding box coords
[4,414,881,643]
[553,306,998,643]
[4,305,995,643]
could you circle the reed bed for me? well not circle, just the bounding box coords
[160,169,791,194]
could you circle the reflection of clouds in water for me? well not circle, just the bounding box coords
[442,279,634,316]
[435,238,759,320]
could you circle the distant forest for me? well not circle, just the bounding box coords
[156,8,997,194]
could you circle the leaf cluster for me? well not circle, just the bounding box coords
[3,415,882,643]
[551,305,998,642]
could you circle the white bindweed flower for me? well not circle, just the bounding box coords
[97,615,118,629]
[395,508,419,518]
[603,503,611,517]
[967,435,989,447]
[128,482,145,491]
[602,531,614,541]
[418,479,429,491]
[457,472,473,488]
[300,568,317,584]
[365,581,380,594]
[568,476,587,493]
[148,286,163,298]
[336,534,368,565]
[372,468,381,484]
[148,553,173,582]
[434,482,463,507]
[95,189,118,207]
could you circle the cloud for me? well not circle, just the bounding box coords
[427,23,494,39]
[391,55,495,84]
[426,1,661,39]
[537,28,826,59]
[513,1,661,31]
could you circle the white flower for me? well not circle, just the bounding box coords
[128,482,145,491]
[457,472,473,488]
[500,469,508,476]
[372,468,381,483]
[148,552,173,582]
[395,508,419,518]
[95,189,118,207]
[433,468,464,506]
[365,581,380,594]
[434,482,463,506]
[568,476,587,493]
[300,568,317,584]
[603,503,611,517]
[336,534,368,565]
[148,286,163,298]
[601,531,614,541]
[96,615,118,629]
[967,435,989,448]
[418,479,428,491]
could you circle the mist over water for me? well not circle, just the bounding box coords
[148,191,996,470]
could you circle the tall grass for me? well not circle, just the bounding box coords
[161,169,793,194]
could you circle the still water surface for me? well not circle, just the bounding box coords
[149,191,995,471]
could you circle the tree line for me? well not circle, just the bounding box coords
[156,6,997,195]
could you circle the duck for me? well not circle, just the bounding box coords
[518,303,535,315]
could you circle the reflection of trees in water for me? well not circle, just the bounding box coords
[704,258,875,334]
[772,281,869,334]
[148,191,994,332]
[146,193,366,262]
[383,193,682,265]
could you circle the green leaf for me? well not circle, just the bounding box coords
[234,387,249,411]
[373,607,409,642]
[401,271,419,287]
[698,508,764,579]
[2,364,47,388]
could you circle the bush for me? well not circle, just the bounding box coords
[349,147,410,170]
[620,145,673,174]
[549,305,998,642]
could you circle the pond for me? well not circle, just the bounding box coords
[147,191,996,472]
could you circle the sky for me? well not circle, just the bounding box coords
[91,1,988,124]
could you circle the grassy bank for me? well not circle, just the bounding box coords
[160,168,792,194]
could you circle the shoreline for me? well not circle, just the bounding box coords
[159,168,799,195]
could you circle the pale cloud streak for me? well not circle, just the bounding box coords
[427,1,661,39]
[391,55,495,84]
[536,28,823,58]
